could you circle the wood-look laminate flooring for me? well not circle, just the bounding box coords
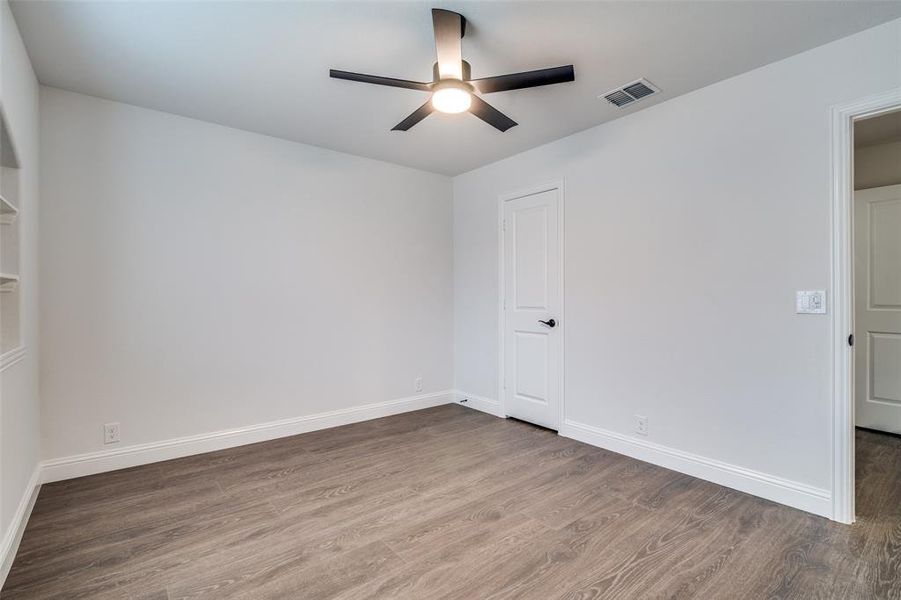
[4,405,901,599]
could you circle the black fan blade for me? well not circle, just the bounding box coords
[469,65,575,94]
[330,69,432,92]
[432,9,465,80]
[469,96,517,132]
[392,100,434,131]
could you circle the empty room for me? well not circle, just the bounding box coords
[1,1,900,598]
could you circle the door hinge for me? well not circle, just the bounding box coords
[848,334,854,347]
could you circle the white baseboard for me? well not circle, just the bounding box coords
[41,390,455,483]
[559,419,832,519]
[0,465,41,588]
[453,390,504,417]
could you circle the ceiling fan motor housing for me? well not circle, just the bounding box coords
[433,60,471,83]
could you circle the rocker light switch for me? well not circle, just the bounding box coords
[796,290,827,314]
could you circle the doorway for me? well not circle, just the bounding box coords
[854,111,901,434]
[832,89,901,524]
[851,108,901,533]
[498,182,564,430]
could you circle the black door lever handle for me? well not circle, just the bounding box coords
[538,319,556,328]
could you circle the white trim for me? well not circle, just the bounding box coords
[560,419,832,518]
[830,88,901,524]
[0,346,26,372]
[41,390,454,483]
[0,465,41,588]
[453,390,504,417]
[497,180,565,429]
[497,190,506,418]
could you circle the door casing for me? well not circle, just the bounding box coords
[498,181,565,429]
[831,87,901,524]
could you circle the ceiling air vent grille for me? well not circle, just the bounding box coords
[604,90,634,108]
[601,79,659,108]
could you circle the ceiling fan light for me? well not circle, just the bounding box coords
[431,85,472,114]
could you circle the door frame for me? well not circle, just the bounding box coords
[497,180,565,429]
[831,87,901,524]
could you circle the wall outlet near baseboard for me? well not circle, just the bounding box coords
[414,377,423,393]
[103,422,120,445]
[635,415,648,436]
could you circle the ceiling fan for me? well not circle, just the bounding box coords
[330,8,575,132]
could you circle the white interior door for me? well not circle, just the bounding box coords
[502,187,561,430]
[855,184,901,434]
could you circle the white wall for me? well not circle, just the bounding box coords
[40,87,453,461]
[0,0,40,576]
[453,19,901,505]
[856,140,901,190]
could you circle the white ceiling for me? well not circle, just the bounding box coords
[11,1,901,175]
[856,110,901,147]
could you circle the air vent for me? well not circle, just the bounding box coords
[601,78,660,108]
[604,90,635,108]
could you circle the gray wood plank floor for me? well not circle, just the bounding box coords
[3,405,899,599]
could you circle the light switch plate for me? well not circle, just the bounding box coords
[796,290,827,314]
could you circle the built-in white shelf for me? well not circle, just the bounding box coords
[1,105,22,352]
[0,273,19,293]
[0,345,26,372]
[0,193,18,224]
[0,107,21,169]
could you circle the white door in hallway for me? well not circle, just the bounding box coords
[502,186,562,430]
[855,184,901,434]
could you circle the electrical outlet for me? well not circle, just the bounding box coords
[414,377,423,393]
[635,415,648,436]
[103,422,120,445]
